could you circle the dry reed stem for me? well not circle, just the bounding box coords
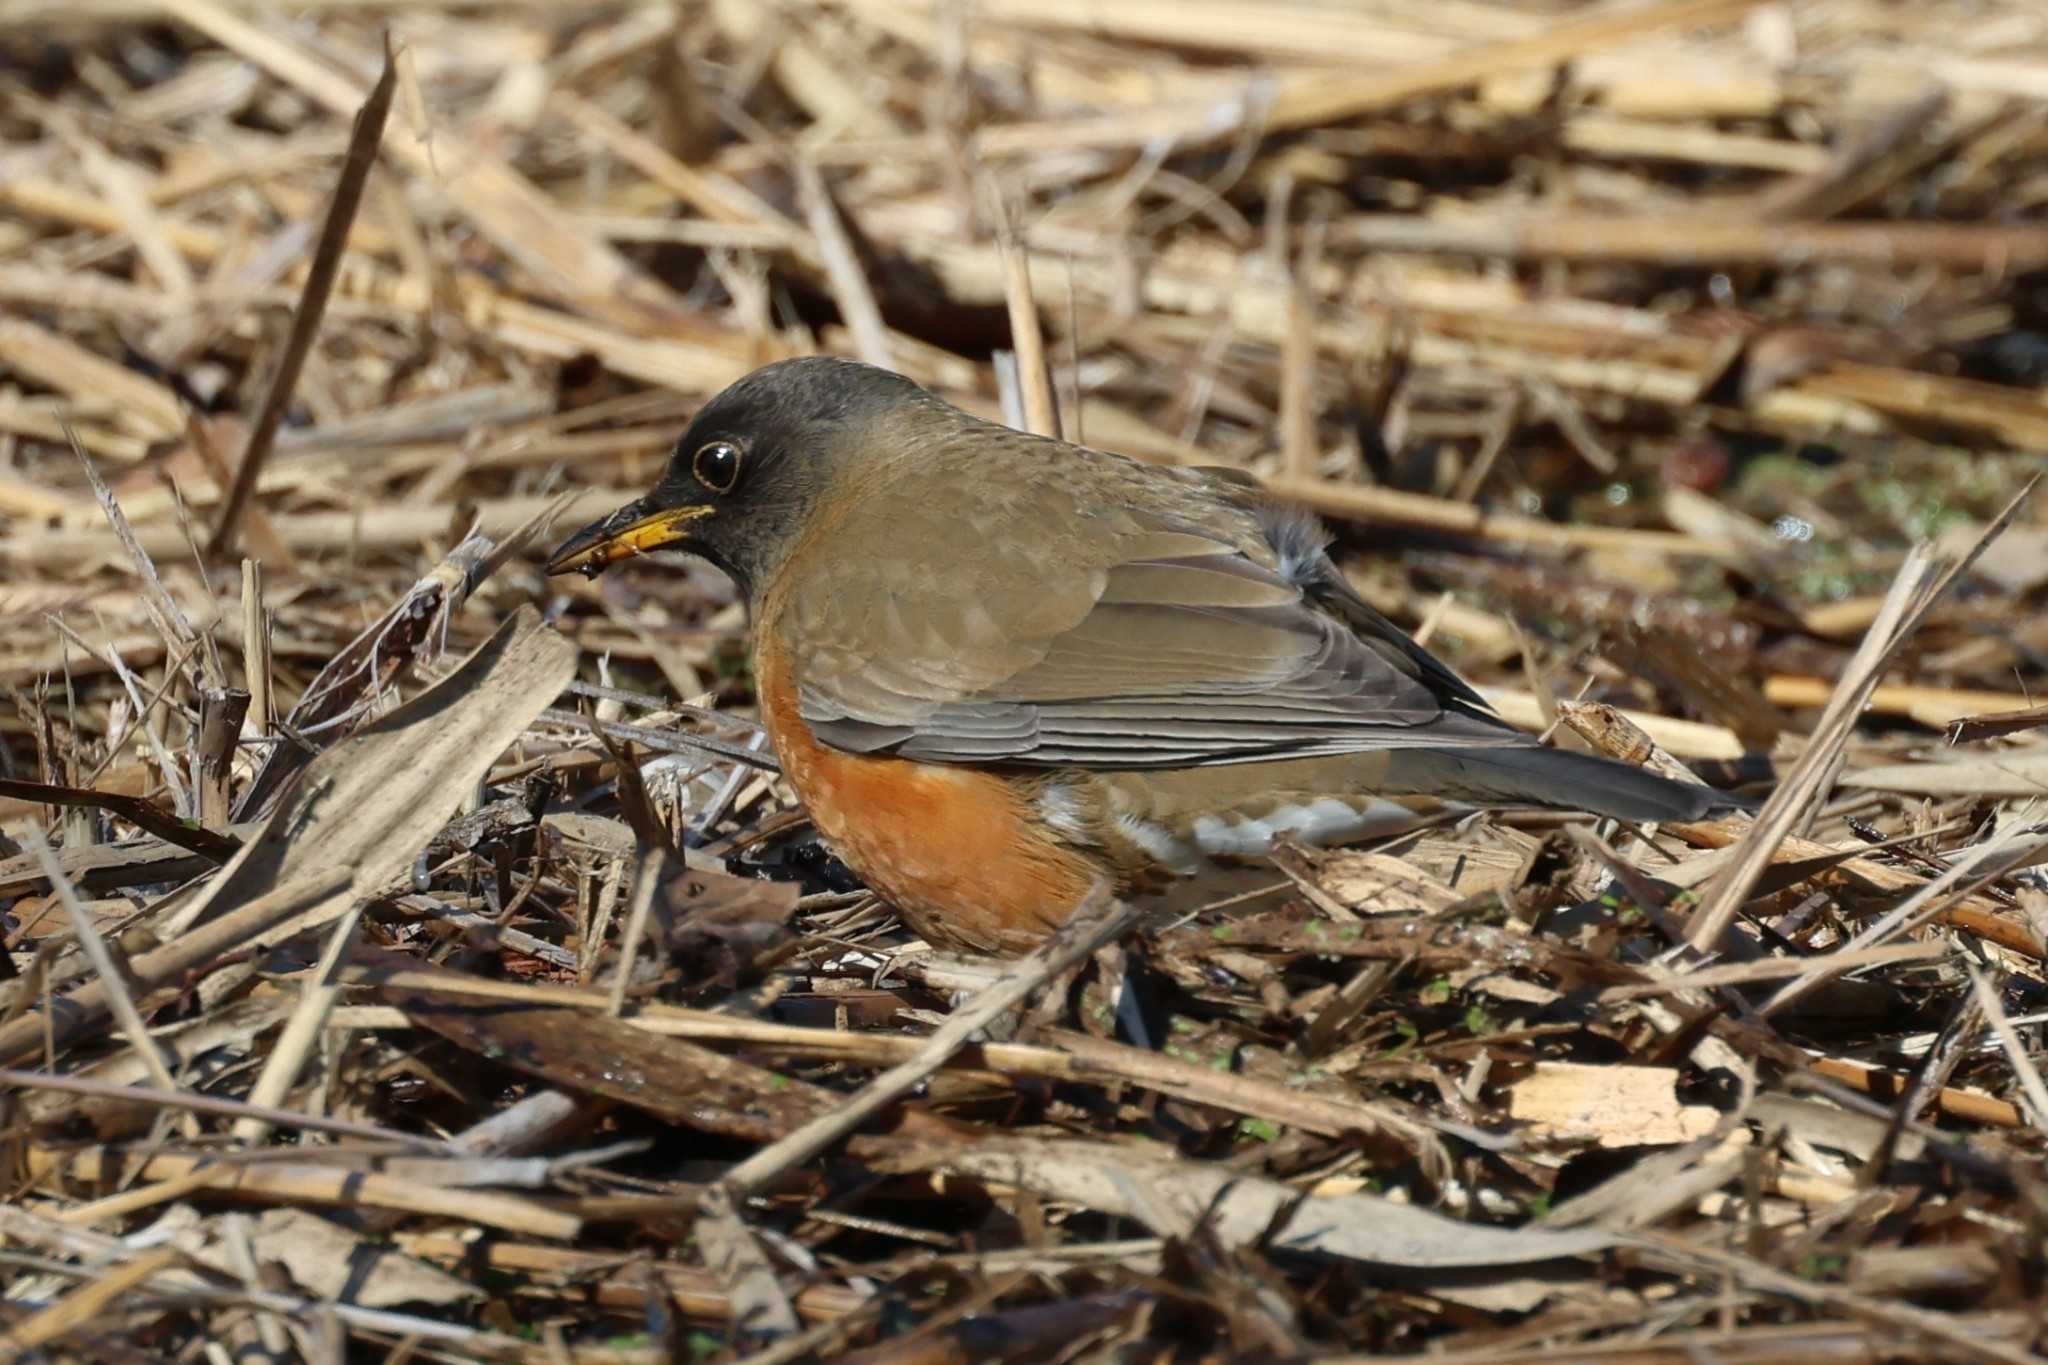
[23,830,183,1099]
[229,898,364,1144]
[33,1148,582,1240]
[607,844,665,1018]
[796,160,894,371]
[210,36,394,560]
[1687,547,1947,952]
[0,1065,439,1147]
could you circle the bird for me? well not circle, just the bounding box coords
[548,357,1746,954]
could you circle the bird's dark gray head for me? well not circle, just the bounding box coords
[546,357,932,598]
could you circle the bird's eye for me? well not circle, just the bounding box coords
[692,440,743,494]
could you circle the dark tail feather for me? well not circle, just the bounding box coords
[1383,746,1749,823]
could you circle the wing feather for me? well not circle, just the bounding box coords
[777,439,1514,769]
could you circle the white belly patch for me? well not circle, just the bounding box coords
[1111,797,1434,876]
[1189,796,1426,861]
[1039,782,1442,879]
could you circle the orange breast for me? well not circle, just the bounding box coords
[752,633,1100,954]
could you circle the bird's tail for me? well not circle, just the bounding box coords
[1381,746,1748,823]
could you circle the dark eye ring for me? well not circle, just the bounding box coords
[692,440,743,494]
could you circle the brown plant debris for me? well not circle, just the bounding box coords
[3,2,2047,1360]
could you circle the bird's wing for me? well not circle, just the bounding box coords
[776,454,1516,769]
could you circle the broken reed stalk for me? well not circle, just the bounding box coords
[1280,216,1325,480]
[209,33,396,559]
[4,490,625,569]
[331,966,1469,1144]
[33,1147,581,1239]
[1686,546,1944,952]
[240,556,270,735]
[795,159,893,372]
[1687,475,2034,952]
[608,845,667,1017]
[995,199,1060,439]
[540,707,780,771]
[193,685,248,829]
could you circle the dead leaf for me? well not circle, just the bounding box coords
[181,1209,480,1309]
[880,1137,1614,1268]
[654,862,801,993]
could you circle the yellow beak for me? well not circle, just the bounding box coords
[546,498,711,576]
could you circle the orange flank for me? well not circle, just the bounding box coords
[752,640,1098,953]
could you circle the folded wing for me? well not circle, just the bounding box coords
[779,463,1519,770]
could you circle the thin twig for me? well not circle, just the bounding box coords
[208,32,396,558]
[608,845,666,1017]
[0,1064,441,1148]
